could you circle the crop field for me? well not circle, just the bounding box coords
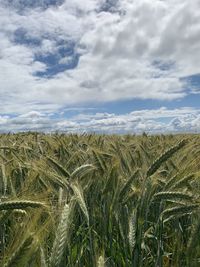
[0,133,200,266]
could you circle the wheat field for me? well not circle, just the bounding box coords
[0,132,200,266]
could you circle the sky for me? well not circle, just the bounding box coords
[0,0,200,133]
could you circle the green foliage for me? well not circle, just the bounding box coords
[0,200,45,210]
[3,236,34,267]
[0,133,199,266]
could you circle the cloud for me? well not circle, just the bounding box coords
[0,107,200,133]
[0,0,200,115]
[19,111,45,118]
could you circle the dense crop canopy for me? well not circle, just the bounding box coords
[0,133,200,266]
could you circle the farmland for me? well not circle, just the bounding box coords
[0,133,200,266]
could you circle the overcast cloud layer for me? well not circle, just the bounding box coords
[0,0,200,132]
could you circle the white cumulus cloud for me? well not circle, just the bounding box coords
[0,107,199,134]
[0,0,200,117]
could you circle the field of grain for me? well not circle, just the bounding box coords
[0,133,200,266]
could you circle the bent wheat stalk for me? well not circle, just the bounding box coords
[0,200,45,210]
[147,139,187,177]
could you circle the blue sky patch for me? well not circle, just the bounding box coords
[5,0,64,11]
[13,28,41,46]
[182,73,200,92]
[35,41,80,77]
